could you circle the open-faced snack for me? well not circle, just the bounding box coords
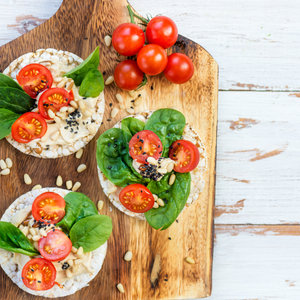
[96,108,206,229]
[0,48,105,158]
[0,188,112,297]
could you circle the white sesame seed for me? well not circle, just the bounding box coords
[24,173,32,185]
[32,184,42,190]
[48,109,55,119]
[75,148,83,159]
[97,200,104,211]
[77,164,87,173]
[157,198,165,207]
[104,35,112,47]
[66,180,73,190]
[5,158,13,168]
[0,159,7,169]
[126,107,135,114]
[169,174,176,185]
[56,175,63,187]
[70,100,78,109]
[116,283,125,293]
[0,168,10,176]
[185,256,195,264]
[124,251,132,262]
[72,181,81,191]
[153,202,159,208]
[115,93,123,103]
[105,75,114,85]
[111,107,119,118]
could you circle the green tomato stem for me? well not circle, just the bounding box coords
[127,5,149,24]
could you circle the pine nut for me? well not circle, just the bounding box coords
[153,202,159,208]
[66,269,73,278]
[56,175,63,187]
[115,93,123,103]
[157,198,165,207]
[79,101,86,110]
[105,75,114,85]
[116,283,125,293]
[111,107,119,118]
[68,107,75,113]
[32,184,42,190]
[72,181,81,191]
[75,148,83,159]
[0,159,7,169]
[104,35,112,47]
[29,228,37,236]
[60,106,68,113]
[77,246,84,257]
[124,251,132,261]
[50,131,60,141]
[169,174,176,185]
[185,256,195,264]
[32,235,40,241]
[70,100,78,109]
[72,246,77,253]
[167,162,174,173]
[48,109,55,119]
[24,173,32,185]
[5,158,13,168]
[158,168,167,174]
[147,157,157,165]
[128,90,135,97]
[77,164,87,173]
[66,180,73,190]
[126,107,135,114]
[0,168,10,175]
[67,259,74,266]
[27,234,32,240]
[97,200,104,211]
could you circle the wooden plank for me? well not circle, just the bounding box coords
[0,0,218,299]
[215,91,300,224]
[212,225,300,299]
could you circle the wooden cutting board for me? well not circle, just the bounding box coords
[0,0,218,299]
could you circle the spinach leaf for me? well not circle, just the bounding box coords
[0,87,35,114]
[70,215,112,252]
[121,117,145,144]
[79,69,104,98]
[96,128,144,187]
[147,173,172,194]
[0,221,39,256]
[58,192,98,233]
[0,108,20,139]
[64,47,100,86]
[0,73,22,90]
[145,109,186,156]
[145,172,191,230]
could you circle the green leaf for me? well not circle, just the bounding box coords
[79,69,104,98]
[0,221,39,256]
[0,87,35,114]
[70,215,112,252]
[0,108,20,139]
[0,73,23,90]
[64,47,100,86]
[121,117,145,144]
[145,172,191,230]
[147,173,172,194]
[57,192,98,233]
[145,108,186,156]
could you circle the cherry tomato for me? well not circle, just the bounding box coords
[119,184,154,213]
[17,64,53,98]
[32,192,65,224]
[137,44,168,76]
[11,112,47,143]
[146,16,178,49]
[112,23,145,56]
[38,229,72,262]
[114,60,144,90]
[38,88,74,120]
[164,53,194,84]
[129,130,163,164]
[22,258,56,291]
[169,140,200,173]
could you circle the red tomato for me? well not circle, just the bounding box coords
[22,258,56,291]
[164,53,194,84]
[114,60,144,90]
[169,140,200,173]
[38,88,74,120]
[129,130,163,164]
[11,112,47,143]
[137,44,168,75]
[112,23,145,56]
[17,64,53,98]
[119,184,154,213]
[146,16,178,49]
[38,229,72,262]
[32,192,65,224]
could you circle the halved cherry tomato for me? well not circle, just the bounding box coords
[112,23,145,56]
[169,140,200,173]
[38,88,74,120]
[32,192,65,224]
[119,184,154,213]
[22,258,56,291]
[11,112,47,143]
[129,130,163,164]
[38,229,72,262]
[17,64,53,98]
[137,44,168,76]
[146,16,178,49]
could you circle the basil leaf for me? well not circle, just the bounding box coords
[145,172,191,230]
[58,192,98,233]
[0,73,22,90]
[79,69,104,98]
[0,221,39,256]
[0,87,35,114]
[64,47,100,86]
[70,215,112,252]
[145,109,186,156]
[0,108,20,139]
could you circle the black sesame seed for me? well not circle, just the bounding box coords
[164,279,168,281]
[109,103,112,107]
[168,237,171,240]
[138,94,141,97]
[150,85,154,90]
[107,118,111,122]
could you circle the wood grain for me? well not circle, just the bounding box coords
[0,0,218,299]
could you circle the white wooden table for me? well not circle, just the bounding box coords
[1,0,300,299]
